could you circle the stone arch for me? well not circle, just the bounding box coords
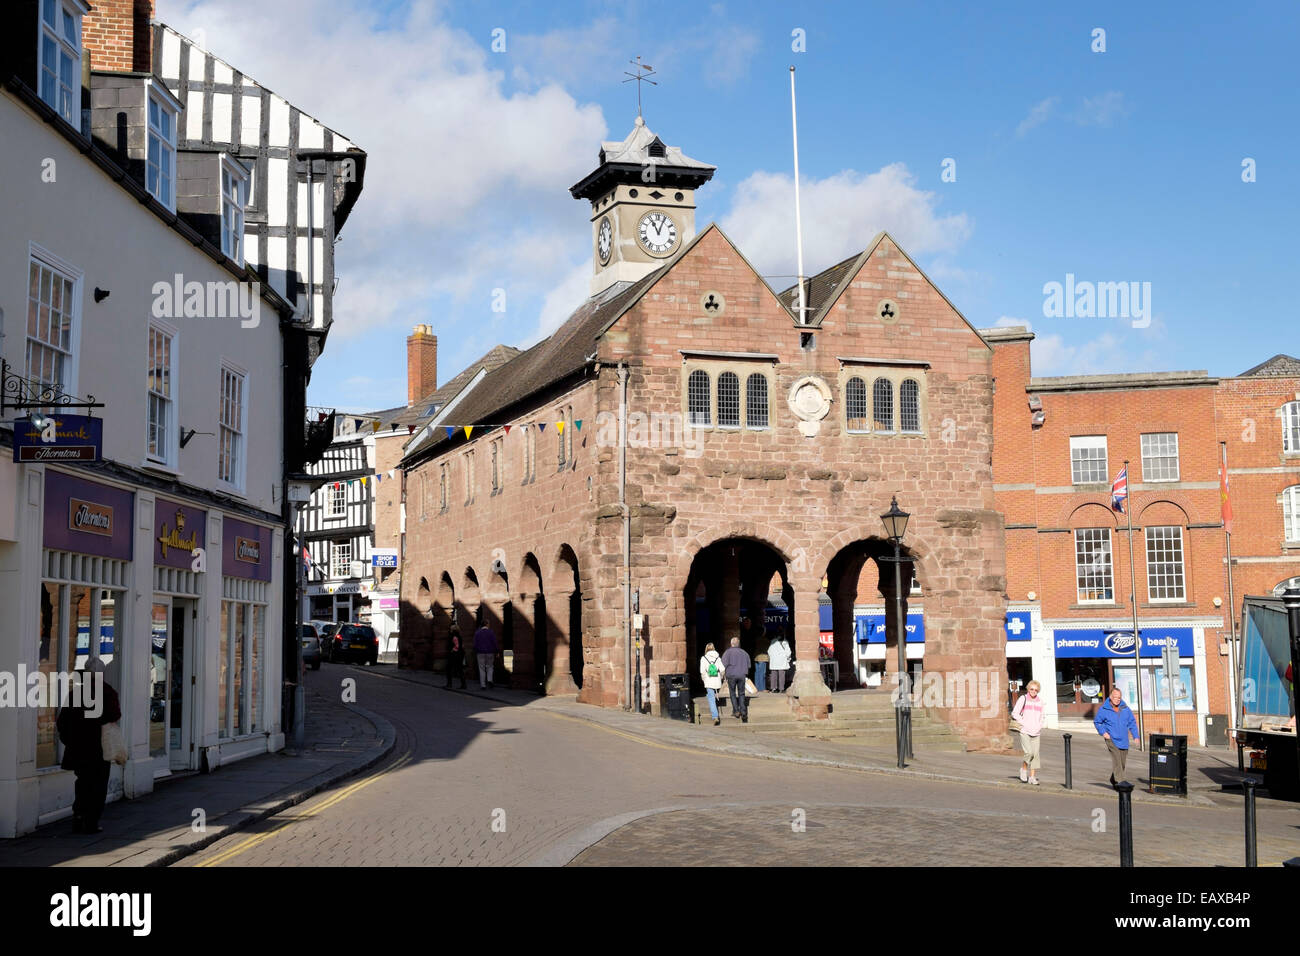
[816,521,940,599]
[1136,499,1191,524]
[546,544,582,695]
[459,567,482,630]
[484,560,511,672]
[1065,501,1122,528]
[513,553,545,691]
[672,521,804,588]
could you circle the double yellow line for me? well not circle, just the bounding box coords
[195,750,412,867]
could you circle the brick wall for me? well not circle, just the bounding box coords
[82,0,153,73]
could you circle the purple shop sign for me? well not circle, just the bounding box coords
[43,471,134,560]
[155,499,206,570]
[222,516,272,582]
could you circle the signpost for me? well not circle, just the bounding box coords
[1162,641,1180,734]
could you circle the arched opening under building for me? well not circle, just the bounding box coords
[682,538,791,695]
[823,538,919,691]
[554,544,582,692]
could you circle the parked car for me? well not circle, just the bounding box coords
[324,623,379,666]
[318,622,342,662]
[301,624,321,670]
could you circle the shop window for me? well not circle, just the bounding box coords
[1145,526,1185,601]
[1074,528,1114,602]
[220,598,264,738]
[1140,433,1179,482]
[1070,435,1108,485]
[36,582,64,769]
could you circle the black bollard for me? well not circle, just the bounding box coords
[1237,742,1245,773]
[1117,781,1135,867]
[1244,778,1258,867]
[1063,733,1073,789]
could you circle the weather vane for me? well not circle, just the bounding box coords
[622,55,657,120]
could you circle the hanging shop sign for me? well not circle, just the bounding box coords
[1005,610,1033,642]
[12,414,102,462]
[43,471,133,559]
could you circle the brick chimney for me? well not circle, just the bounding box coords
[407,325,437,406]
[82,0,155,73]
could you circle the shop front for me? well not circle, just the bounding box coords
[305,579,372,624]
[211,516,275,768]
[35,470,134,818]
[1052,623,1207,744]
[150,499,206,774]
[854,609,925,686]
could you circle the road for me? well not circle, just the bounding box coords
[180,665,1300,867]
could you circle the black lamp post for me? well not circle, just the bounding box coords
[881,496,912,768]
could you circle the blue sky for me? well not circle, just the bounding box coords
[169,1,1299,413]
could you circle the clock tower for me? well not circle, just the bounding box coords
[570,117,715,296]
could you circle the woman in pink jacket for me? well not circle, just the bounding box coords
[1011,680,1047,785]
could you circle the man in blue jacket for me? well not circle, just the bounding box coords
[1094,685,1142,787]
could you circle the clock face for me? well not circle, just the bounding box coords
[637,211,678,256]
[597,217,613,265]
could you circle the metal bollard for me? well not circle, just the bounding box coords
[1063,733,1073,789]
[1237,742,1245,773]
[1116,781,1135,867]
[1243,778,1258,868]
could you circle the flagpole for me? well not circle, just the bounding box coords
[1221,441,1241,744]
[1124,458,1145,742]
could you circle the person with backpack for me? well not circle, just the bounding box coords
[699,642,726,726]
[1011,679,1046,785]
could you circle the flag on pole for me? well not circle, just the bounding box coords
[1220,447,1233,534]
[301,545,313,572]
[1111,465,1128,513]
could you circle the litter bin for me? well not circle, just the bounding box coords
[1148,734,1188,796]
[659,674,693,722]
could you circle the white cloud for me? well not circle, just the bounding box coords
[1074,91,1129,127]
[525,260,591,347]
[721,162,973,283]
[1016,96,1058,136]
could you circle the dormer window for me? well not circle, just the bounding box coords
[39,0,86,125]
[147,85,179,210]
[220,157,249,265]
[648,138,666,158]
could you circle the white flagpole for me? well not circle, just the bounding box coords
[790,66,807,325]
[1124,459,1145,742]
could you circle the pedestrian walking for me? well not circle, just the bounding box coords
[1011,679,1046,784]
[472,619,498,689]
[699,642,726,726]
[767,632,792,692]
[720,636,751,722]
[445,621,466,688]
[56,659,121,834]
[748,616,768,692]
[1094,685,1141,787]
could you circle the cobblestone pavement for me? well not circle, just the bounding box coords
[179,665,1300,868]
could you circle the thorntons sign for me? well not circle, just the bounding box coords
[43,472,133,561]
[222,516,272,582]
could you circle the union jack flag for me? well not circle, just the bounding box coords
[1111,465,1128,513]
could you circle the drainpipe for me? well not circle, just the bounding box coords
[619,362,631,710]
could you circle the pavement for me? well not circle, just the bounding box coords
[1,664,1290,867]
[0,682,394,867]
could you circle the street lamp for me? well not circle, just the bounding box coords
[881,495,911,768]
[287,476,316,752]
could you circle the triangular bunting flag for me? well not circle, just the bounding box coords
[463,426,474,439]
[333,482,340,490]
[317,412,327,422]
[503,424,512,435]
[538,422,547,433]
[371,421,381,432]
[556,421,565,434]
[575,420,583,431]
[374,474,382,484]
[390,422,399,431]
[445,426,455,439]
[360,476,368,486]
[353,418,364,431]
[408,425,415,434]
[387,470,395,479]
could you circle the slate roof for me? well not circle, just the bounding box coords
[384,344,522,428]
[1238,354,1300,378]
[776,250,864,321]
[570,118,715,200]
[402,265,668,465]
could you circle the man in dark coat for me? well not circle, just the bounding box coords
[445,621,466,689]
[56,660,121,833]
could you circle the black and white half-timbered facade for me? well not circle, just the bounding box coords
[301,417,375,624]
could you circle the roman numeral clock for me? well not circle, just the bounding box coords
[570,117,716,296]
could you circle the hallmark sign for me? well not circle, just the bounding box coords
[155,500,206,570]
[12,415,102,462]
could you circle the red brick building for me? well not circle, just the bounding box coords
[397,120,1012,750]
[988,329,1300,744]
